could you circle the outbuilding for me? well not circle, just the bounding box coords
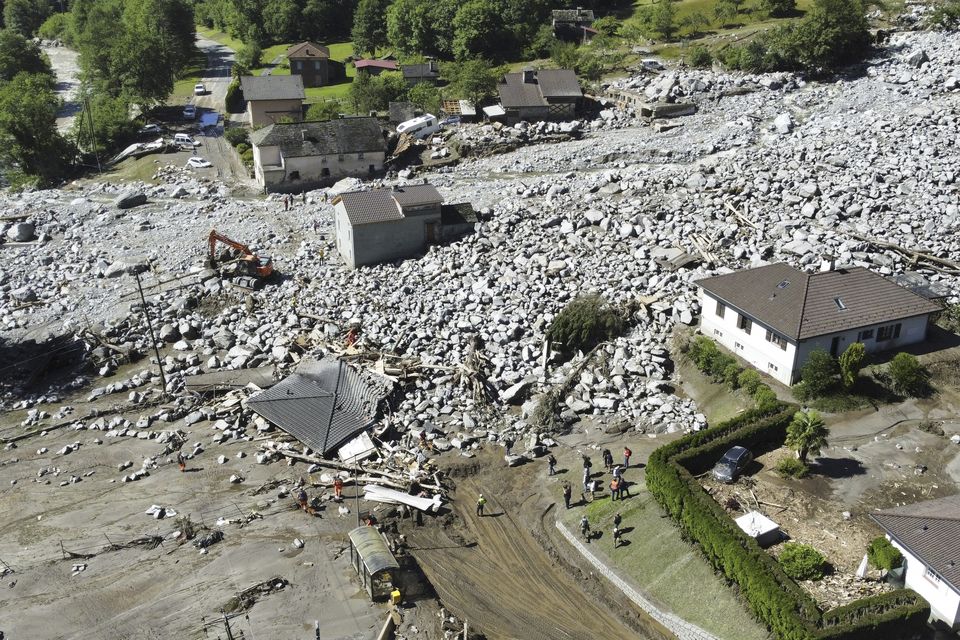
[348,526,400,601]
[239,75,305,127]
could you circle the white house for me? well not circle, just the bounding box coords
[249,117,386,193]
[333,184,476,269]
[695,263,941,386]
[871,495,960,629]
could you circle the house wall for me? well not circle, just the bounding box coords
[699,290,797,386]
[247,98,304,127]
[290,58,329,88]
[888,536,960,628]
[257,150,385,193]
[334,203,440,269]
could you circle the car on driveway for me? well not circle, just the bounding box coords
[186,157,212,169]
[139,123,163,135]
[712,446,753,483]
[183,104,196,120]
[194,83,206,96]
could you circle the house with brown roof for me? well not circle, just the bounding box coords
[871,495,960,628]
[497,68,582,123]
[249,117,386,193]
[240,75,305,127]
[695,262,941,385]
[287,42,330,88]
[333,184,477,268]
[354,59,398,76]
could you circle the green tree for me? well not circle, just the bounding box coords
[224,78,244,112]
[785,0,871,72]
[525,24,558,59]
[798,349,838,398]
[550,41,580,71]
[236,41,262,70]
[0,72,73,186]
[262,0,300,43]
[591,16,620,37]
[0,29,52,81]
[887,352,931,397]
[4,0,51,37]
[350,70,406,113]
[306,100,341,121]
[407,81,440,114]
[681,11,710,37]
[72,90,136,155]
[714,0,741,25]
[686,44,712,68]
[38,12,71,41]
[785,410,828,462]
[442,58,503,107]
[651,0,677,40]
[762,0,797,18]
[838,342,866,389]
[352,0,391,56]
[452,0,504,61]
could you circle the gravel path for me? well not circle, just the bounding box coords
[44,44,82,134]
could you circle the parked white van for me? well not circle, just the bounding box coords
[396,114,440,139]
[174,133,196,148]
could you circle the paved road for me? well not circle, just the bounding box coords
[44,44,82,133]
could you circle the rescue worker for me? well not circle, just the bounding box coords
[476,493,487,517]
[334,477,343,501]
[562,482,572,509]
[547,453,557,476]
[580,515,591,542]
[297,488,309,512]
[177,451,186,472]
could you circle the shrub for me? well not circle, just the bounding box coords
[929,0,960,29]
[779,543,828,581]
[687,45,712,68]
[547,294,624,354]
[785,410,828,462]
[235,142,250,155]
[38,12,69,41]
[723,363,742,390]
[225,79,244,113]
[799,349,839,398]
[867,537,903,572]
[839,342,866,389]
[753,385,780,413]
[708,351,737,381]
[224,126,249,147]
[776,456,809,479]
[887,352,931,398]
[306,100,342,122]
[690,336,720,372]
[240,148,253,165]
[738,369,762,395]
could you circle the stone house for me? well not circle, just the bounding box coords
[695,262,941,386]
[286,42,330,88]
[240,75,305,127]
[401,61,441,86]
[249,117,386,193]
[871,495,960,629]
[552,7,594,41]
[333,184,477,268]
[497,68,582,123]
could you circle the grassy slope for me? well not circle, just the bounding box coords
[559,477,769,640]
[171,46,208,102]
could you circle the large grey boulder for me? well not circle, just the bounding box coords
[115,191,147,209]
[6,221,35,242]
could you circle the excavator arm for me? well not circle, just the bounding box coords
[208,230,253,261]
[207,229,274,280]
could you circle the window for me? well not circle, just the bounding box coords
[765,330,787,350]
[877,323,902,342]
[294,61,302,71]
[716,301,726,318]
[738,314,752,334]
[777,280,790,289]
[714,329,723,337]
[834,297,847,310]
[314,60,321,71]
[858,329,874,341]
[768,363,779,372]
[289,170,300,180]
[735,342,744,351]
[924,567,941,584]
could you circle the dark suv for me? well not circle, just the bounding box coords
[712,446,753,483]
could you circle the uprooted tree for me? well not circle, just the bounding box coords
[547,294,626,355]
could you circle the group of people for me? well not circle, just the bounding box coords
[563,446,633,548]
[580,511,626,547]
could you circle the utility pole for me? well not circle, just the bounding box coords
[314,620,320,639]
[354,462,361,528]
[134,270,168,397]
[83,94,102,173]
[201,610,246,640]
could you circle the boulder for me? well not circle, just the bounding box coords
[114,190,147,209]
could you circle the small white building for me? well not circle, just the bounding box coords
[695,263,941,386]
[333,184,476,269]
[871,495,960,629]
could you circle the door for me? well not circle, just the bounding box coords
[830,336,841,357]
[425,222,439,244]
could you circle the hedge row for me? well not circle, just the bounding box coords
[645,403,930,640]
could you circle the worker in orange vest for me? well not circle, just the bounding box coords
[334,477,344,501]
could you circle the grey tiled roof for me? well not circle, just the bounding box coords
[337,189,404,225]
[250,117,386,158]
[402,62,440,80]
[871,495,960,591]
[286,41,329,59]
[499,69,582,108]
[695,263,941,341]
[240,75,305,101]
[246,358,391,456]
[389,184,442,208]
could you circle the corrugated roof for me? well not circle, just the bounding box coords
[348,526,399,575]
[246,358,391,456]
[250,118,386,158]
[695,263,941,341]
[871,495,960,591]
[498,69,581,108]
[240,75,305,101]
[287,41,330,59]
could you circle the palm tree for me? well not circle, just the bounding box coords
[785,410,829,463]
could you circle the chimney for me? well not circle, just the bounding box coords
[522,67,536,84]
[819,256,836,272]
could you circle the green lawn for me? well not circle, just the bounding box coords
[270,42,357,107]
[197,26,243,53]
[559,477,769,640]
[171,46,208,102]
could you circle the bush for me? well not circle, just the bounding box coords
[689,336,720,372]
[929,0,960,29]
[887,353,931,398]
[839,342,866,389]
[547,294,624,354]
[38,12,69,41]
[224,126,249,147]
[738,369,762,395]
[687,45,712,68]
[240,148,253,165]
[867,537,903,572]
[306,100,342,121]
[723,363,742,390]
[780,543,828,581]
[236,42,262,70]
[708,351,737,381]
[798,349,839,399]
[776,456,809,479]
[753,385,780,413]
[235,142,250,155]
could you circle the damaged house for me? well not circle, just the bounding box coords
[246,358,393,458]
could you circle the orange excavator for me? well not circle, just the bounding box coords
[207,229,274,289]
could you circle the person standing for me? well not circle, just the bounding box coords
[177,451,186,472]
[609,477,619,501]
[318,247,325,266]
[619,478,630,499]
[613,512,622,529]
[334,477,343,501]
[547,453,557,476]
[623,446,632,469]
[297,488,309,512]
[580,515,591,542]
[582,466,591,493]
[602,448,613,471]
[613,525,623,548]
[476,494,487,517]
[612,465,622,481]
[562,483,572,509]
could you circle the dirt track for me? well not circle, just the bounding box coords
[405,455,670,640]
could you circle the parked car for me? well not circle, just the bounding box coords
[139,123,163,135]
[183,104,196,120]
[186,157,212,169]
[194,83,206,95]
[641,58,666,71]
[174,133,197,147]
[712,446,753,483]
